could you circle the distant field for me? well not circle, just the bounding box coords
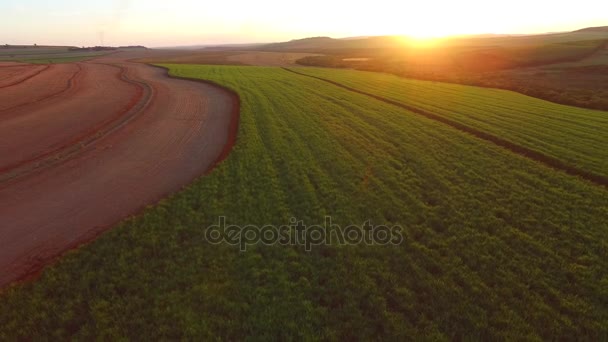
[2,54,108,64]
[0,46,112,63]
[293,31,608,110]
[288,67,608,179]
[1,65,606,340]
[136,50,320,67]
[135,50,242,65]
[452,31,608,47]
[226,52,322,66]
[543,45,608,68]
[0,45,72,56]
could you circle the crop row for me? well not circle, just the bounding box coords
[287,67,608,179]
[0,65,606,340]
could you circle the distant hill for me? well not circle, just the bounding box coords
[575,26,608,33]
[258,36,406,52]
[158,43,267,50]
[256,27,608,53]
[261,37,338,51]
[156,26,608,53]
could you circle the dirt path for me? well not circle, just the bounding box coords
[0,52,239,288]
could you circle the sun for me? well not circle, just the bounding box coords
[403,19,461,40]
[397,34,445,48]
[407,28,446,40]
[358,8,460,45]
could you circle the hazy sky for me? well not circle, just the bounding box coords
[1,0,606,47]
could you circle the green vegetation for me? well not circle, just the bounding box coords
[0,45,72,56]
[286,67,608,179]
[295,35,608,111]
[545,44,608,67]
[0,45,111,63]
[289,36,608,70]
[1,65,607,340]
[3,54,106,64]
[468,61,608,111]
[506,39,608,66]
[135,51,244,65]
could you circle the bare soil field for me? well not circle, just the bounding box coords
[0,63,81,113]
[0,62,27,67]
[0,63,141,173]
[0,65,49,88]
[0,51,238,287]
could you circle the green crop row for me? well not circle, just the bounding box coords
[288,67,608,179]
[0,65,606,340]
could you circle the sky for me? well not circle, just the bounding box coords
[1,0,606,47]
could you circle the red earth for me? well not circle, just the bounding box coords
[0,52,239,288]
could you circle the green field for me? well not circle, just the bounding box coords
[505,39,607,66]
[294,31,608,111]
[3,55,106,64]
[0,46,111,63]
[544,46,608,68]
[286,67,608,180]
[1,65,607,340]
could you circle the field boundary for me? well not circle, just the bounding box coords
[0,63,241,290]
[150,64,241,170]
[283,67,608,188]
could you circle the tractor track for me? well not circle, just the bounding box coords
[0,64,51,89]
[0,62,153,184]
[0,64,84,115]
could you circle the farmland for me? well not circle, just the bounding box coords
[0,53,236,287]
[136,50,321,67]
[1,65,606,339]
[283,67,608,181]
[294,29,608,110]
[0,46,113,64]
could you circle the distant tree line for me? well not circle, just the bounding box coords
[68,46,118,52]
[67,45,146,52]
[2,44,40,49]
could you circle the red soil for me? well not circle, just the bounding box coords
[0,53,239,288]
[0,63,143,173]
[0,63,82,113]
[0,62,28,67]
[0,65,49,88]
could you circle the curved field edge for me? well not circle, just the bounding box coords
[0,64,240,285]
[285,67,608,180]
[150,64,240,169]
[0,65,606,340]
